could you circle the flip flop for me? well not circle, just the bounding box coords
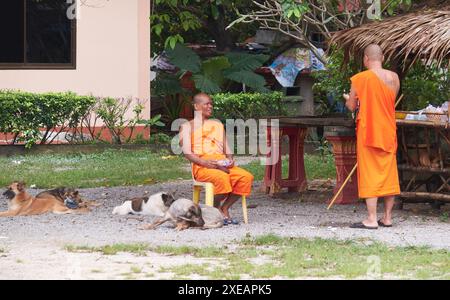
[349,222,378,230]
[224,218,239,225]
[378,219,392,228]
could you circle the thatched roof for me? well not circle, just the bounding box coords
[330,7,450,69]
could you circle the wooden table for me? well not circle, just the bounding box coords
[263,116,358,205]
[396,119,450,208]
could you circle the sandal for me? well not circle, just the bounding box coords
[378,219,392,228]
[224,218,239,225]
[349,222,378,230]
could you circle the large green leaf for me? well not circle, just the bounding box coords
[152,73,185,96]
[224,71,269,93]
[165,43,201,73]
[201,56,231,88]
[224,53,269,74]
[192,74,222,94]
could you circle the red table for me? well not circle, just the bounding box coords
[263,117,358,205]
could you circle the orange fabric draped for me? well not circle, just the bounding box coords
[191,119,254,196]
[351,70,400,198]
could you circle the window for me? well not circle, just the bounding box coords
[0,0,76,69]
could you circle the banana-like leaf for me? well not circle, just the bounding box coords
[192,74,222,94]
[165,44,201,73]
[201,56,231,88]
[224,53,269,74]
[224,71,269,93]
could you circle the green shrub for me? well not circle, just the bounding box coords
[212,92,286,121]
[402,63,450,111]
[0,90,95,148]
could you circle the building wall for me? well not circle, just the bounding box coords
[0,0,150,122]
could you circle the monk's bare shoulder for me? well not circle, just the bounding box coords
[386,70,400,93]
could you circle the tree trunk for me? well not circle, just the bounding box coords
[206,5,235,52]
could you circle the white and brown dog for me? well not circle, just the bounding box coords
[112,192,175,217]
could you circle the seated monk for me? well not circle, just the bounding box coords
[179,93,254,225]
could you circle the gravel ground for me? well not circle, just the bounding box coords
[0,180,449,279]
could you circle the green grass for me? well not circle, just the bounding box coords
[65,243,150,256]
[152,245,226,258]
[63,236,449,279]
[0,149,190,188]
[161,234,450,280]
[0,149,335,189]
[65,243,225,258]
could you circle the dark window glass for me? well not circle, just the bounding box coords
[0,0,25,63]
[0,0,75,67]
[26,0,72,63]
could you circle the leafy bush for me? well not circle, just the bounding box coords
[312,49,359,115]
[212,92,286,121]
[402,63,450,111]
[313,49,450,112]
[0,90,95,148]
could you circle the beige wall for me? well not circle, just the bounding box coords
[0,0,150,120]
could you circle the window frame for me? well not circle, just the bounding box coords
[0,0,77,70]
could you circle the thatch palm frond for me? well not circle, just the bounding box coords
[330,8,450,69]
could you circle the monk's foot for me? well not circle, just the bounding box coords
[362,219,378,228]
[219,206,231,220]
[378,217,393,227]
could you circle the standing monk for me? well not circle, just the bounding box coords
[179,93,254,225]
[344,44,401,229]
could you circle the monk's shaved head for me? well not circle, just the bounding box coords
[364,44,384,62]
[193,93,211,105]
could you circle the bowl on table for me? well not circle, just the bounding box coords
[395,112,407,119]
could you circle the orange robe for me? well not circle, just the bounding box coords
[351,70,400,198]
[191,119,254,196]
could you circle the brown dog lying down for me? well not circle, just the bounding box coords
[0,182,89,217]
[36,187,99,209]
[139,198,205,231]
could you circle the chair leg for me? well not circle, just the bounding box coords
[242,196,248,224]
[193,186,201,205]
[205,184,215,207]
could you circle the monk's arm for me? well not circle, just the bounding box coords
[344,85,358,112]
[224,129,234,161]
[179,123,226,171]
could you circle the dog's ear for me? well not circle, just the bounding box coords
[73,191,79,196]
[189,205,202,217]
[161,193,175,207]
[17,181,26,191]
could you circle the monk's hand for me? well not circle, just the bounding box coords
[202,160,230,174]
[202,160,219,170]
[227,159,235,168]
[343,93,350,102]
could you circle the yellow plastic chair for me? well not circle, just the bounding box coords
[192,167,248,224]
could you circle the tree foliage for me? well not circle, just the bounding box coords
[151,0,259,53]
[229,0,422,64]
